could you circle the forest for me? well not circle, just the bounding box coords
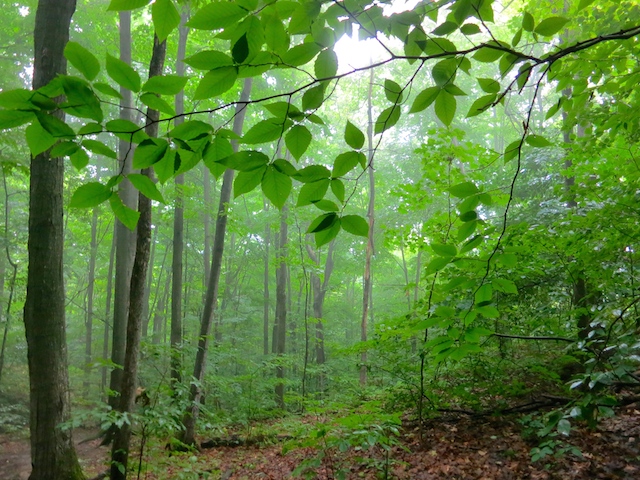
[1,0,640,478]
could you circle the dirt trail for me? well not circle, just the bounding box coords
[0,428,108,480]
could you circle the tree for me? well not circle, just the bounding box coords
[24,0,84,478]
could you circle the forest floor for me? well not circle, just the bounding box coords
[1,405,639,479]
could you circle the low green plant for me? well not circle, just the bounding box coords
[288,408,406,480]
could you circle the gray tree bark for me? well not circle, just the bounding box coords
[180,78,253,446]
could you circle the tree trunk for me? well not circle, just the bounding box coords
[102,224,116,397]
[25,1,84,478]
[171,5,189,386]
[110,33,166,480]
[307,240,336,392]
[153,274,171,345]
[83,209,98,396]
[181,78,253,446]
[108,10,137,414]
[263,201,271,355]
[0,171,18,387]
[360,67,375,387]
[274,206,288,408]
[141,224,158,336]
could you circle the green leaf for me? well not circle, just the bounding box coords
[0,89,35,109]
[281,42,322,67]
[154,149,175,184]
[193,67,237,100]
[242,118,289,144]
[432,21,458,36]
[410,86,440,114]
[64,42,100,81]
[457,219,477,241]
[285,125,312,160]
[70,182,112,208]
[526,134,552,147]
[35,112,75,137]
[262,164,292,209]
[464,327,493,343]
[384,79,403,103]
[26,121,56,156]
[133,139,169,168]
[374,105,401,134]
[449,181,479,198]
[314,49,338,79]
[344,121,365,149]
[492,278,518,294]
[431,243,457,257]
[106,119,148,144]
[128,173,165,203]
[295,165,330,183]
[425,256,453,275]
[142,75,188,95]
[534,16,569,37]
[503,139,521,163]
[185,50,234,70]
[315,220,340,247]
[308,212,337,233]
[106,53,141,93]
[140,93,175,116]
[93,82,123,99]
[434,90,456,126]
[460,23,481,35]
[460,235,483,253]
[473,45,504,63]
[477,78,500,94]
[108,0,149,10]
[60,75,103,123]
[431,59,457,87]
[302,84,325,111]
[496,253,517,267]
[297,178,330,206]
[312,200,338,212]
[152,0,180,42]
[578,0,595,11]
[331,178,345,203]
[168,120,212,141]
[475,283,493,304]
[203,135,233,170]
[273,158,297,176]
[70,148,90,170]
[77,123,102,135]
[51,141,79,158]
[234,166,266,197]
[109,194,140,231]
[333,151,365,177]
[522,11,534,32]
[232,34,250,64]
[264,16,289,54]
[82,139,117,159]
[467,93,496,118]
[186,2,247,30]
[341,214,368,237]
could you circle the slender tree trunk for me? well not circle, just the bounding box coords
[171,6,189,386]
[274,206,288,408]
[360,68,375,386]
[141,224,158,336]
[263,201,271,355]
[102,224,116,397]
[0,171,17,386]
[110,34,166,480]
[25,1,84,478]
[181,78,253,446]
[108,10,137,415]
[153,274,171,345]
[83,209,98,396]
[203,164,212,287]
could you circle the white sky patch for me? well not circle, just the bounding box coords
[19,5,29,16]
[333,0,421,73]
